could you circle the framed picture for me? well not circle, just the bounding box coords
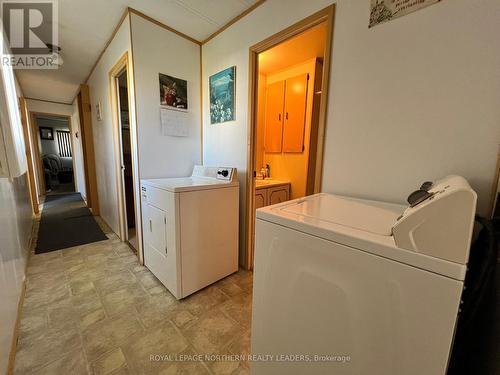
[159,73,188,110]
[39,127,54,140]
[210,66,235,124]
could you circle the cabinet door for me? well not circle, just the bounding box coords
[255,189,268,209]
[264,81,285,153]
[283,73,308,152]
[268,186,289,206]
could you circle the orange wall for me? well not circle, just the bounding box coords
[259,58,318,199]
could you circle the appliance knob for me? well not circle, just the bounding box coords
[218,170,229,177]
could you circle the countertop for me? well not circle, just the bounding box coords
[255,179,291,189]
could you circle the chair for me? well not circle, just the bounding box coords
[42,154,63,190]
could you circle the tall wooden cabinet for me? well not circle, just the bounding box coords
[264,81,285,153]
[264,73,309,153]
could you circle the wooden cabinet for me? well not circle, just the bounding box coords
[255,182,290,208]
[264,81,285,153]
[268,186,289,205]
[283,73,308,152]
[264,74,308,153]
[255,189,268,209]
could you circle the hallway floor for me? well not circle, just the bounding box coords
[14,219,253,375]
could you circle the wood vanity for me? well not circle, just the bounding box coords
[255,179,290,209]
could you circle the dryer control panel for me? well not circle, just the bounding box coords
[393,175,477,265]
[216,167,234,181]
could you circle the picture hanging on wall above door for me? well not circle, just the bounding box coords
[210,66,236,124]
[159,73,188,111]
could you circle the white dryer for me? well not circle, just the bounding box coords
[251,175,477,375]
[141,166,239,299]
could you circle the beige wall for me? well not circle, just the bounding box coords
[263,58,317,199]
[0,175,32,373]
[86,17,131,234]
[0,78,32,374]
[86,13,203,235]
[321,0,500,214]
[202,0,500,261]
[130,13,202,179]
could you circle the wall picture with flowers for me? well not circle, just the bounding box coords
[209,66,235,124]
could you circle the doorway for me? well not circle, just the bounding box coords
[109,52,141,258]
[245,5,335,269]
[31,113,76,196]
[116,69,137,251]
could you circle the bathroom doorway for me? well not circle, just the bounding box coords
[245,5,335,269]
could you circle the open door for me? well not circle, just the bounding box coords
[109,51,143,263]
[115,69,138,251]
[77,84,100,215]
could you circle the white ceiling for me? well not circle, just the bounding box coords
[16,0,259,104]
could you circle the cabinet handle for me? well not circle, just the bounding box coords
[278,113,281,121]
[165,246,168,255]
[149,220,152,232]
[285,112,288,120]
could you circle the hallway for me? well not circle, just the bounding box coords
[14,205,252,374]
[35,194,107,254]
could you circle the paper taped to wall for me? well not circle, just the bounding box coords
[160,107,188,137]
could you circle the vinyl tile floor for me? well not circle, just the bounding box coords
[14,219,253,375]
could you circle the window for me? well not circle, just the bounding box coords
[56,130,72,157]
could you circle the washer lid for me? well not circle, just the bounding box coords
[141,166,238,192]
[256,193,466,281]
[141,176,238,192]
[280,194,402,236]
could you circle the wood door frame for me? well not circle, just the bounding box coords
[109,51,143,264]
[244,4,336,269]
[29,111,75,197]
[77,84,100,215]
[19,97,39,215]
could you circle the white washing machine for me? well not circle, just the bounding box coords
[251,175,477,375]
[140,166,239,299]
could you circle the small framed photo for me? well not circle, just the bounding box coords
[159,73,188,111]
[39,127,54,140]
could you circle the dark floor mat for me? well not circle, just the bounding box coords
[35,193,108,254]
